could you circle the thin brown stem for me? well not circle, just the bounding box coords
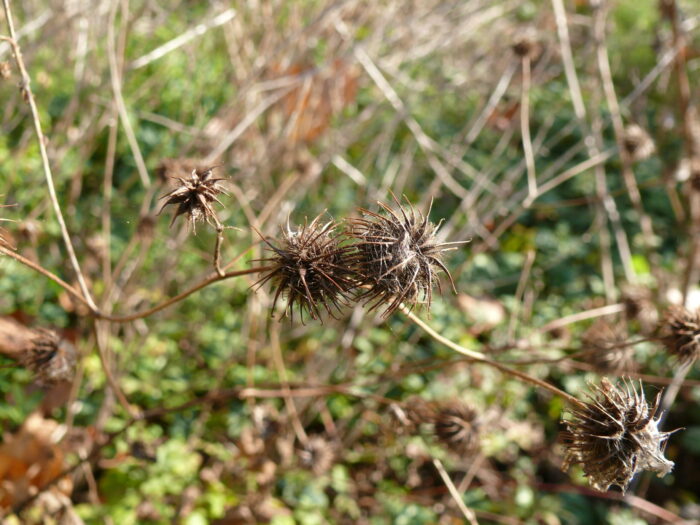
[432,458,479,525]
[0,3,97,311]
[97,266,273,322]
[400,306,586,409]
[520,54,537,199]
[1,244,269,322]
[659,361,693,422]
[93,320,139,418]
[0,245,90,309]
[594,6,656,254]
[270,324,309,445]
[212,216,226,277]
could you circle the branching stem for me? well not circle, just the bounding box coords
[0,244,271,322]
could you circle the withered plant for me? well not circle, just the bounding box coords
[254,214,358,322]
[430,401,481,456]
[19,329,77,385]
[3,0,700,522]
[663,306,700,365]
[158,166,228,232]
[561,378,675,493]
[581,320,636,374]
[347,195,464,316]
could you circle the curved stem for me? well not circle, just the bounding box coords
[658,360,692,425]
[1,244,271,323]
[401,306,586,409]
[0,245,91,309]
[1,6,97,311]
[96,266,273,322]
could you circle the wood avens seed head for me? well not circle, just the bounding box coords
[431,402,480,456]
[20,329,77,385]
[347,194,463,316]
[157,166,227,233]
[298,435,336,475]
[255,214,357,322]
[561,378,674,493]
[581,320,636,374]
[663,306,700,365]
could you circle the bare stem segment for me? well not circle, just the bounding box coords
[1,0,97,311]
[400,306,586,409]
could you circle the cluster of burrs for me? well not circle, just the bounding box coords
[253,194,465,322]
[158,168,462,320]
[156,171,679,494]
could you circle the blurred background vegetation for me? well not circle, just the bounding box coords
[2,0,700,523]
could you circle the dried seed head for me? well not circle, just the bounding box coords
[561,378,674,493]
[622,124,655,162]
[348,194,464,316]
[298,436,336,475]
[255,214,357,322]
[663,306,700,365]
[511,35,541,59]
[622,286,659,334]
[20,329,77,385]
[511,28,541,59]
[157,167,227,233]
[581,320,636,374]
[691,170,700,193]
[136,215,156,239]
[431,402,480,456]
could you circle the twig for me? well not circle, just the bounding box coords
[479,150,614,252]
[594,5,656,252]
[540,303,624,333]
[0,245,90,308]
[97,266,273,323]
[93,320,139,418]
[129,8,237,70]
[400,306,586,409]
[507,249,535,343]
[550,0,586,120]
[659,361,693,424]
[107,0,151,188]
[211,215,226,277]
[433,458,479,525]
[0,3,97,311]
[1,243,271,322]
[537,483,687,524]
[566,359,700,388]
[270,323,309,445]
[551,0,635,285]
[665,0,700,304]
[520,54,537,199]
